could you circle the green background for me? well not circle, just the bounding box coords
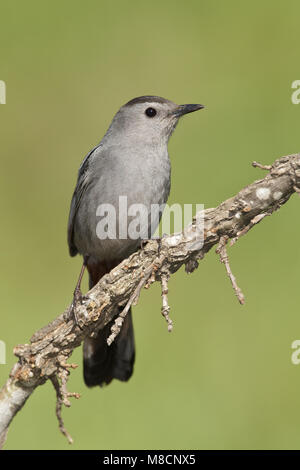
[1,0,300,450]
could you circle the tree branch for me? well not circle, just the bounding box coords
[1,153,300,447]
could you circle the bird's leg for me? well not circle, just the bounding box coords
[73,262,86,302]
[69,258,88,326]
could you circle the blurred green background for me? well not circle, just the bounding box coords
[1,0,300,450]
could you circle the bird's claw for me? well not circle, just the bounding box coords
[140,236,164,255]
[69,287,84,328]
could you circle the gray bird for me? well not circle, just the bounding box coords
[67,96,204,387]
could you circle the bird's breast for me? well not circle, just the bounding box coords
[74,145,171,261]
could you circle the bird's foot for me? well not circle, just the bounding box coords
[140,238,151,249]
[68,287,84,328]
[140,235,165,254]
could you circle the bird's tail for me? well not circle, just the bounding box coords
[83,309,135,387]
[83,260,135,387]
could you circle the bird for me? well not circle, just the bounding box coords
[67,96,204,387]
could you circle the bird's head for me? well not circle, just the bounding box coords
[108,95,204,145]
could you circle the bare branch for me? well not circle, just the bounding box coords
[161,274,173,332]
[230,213,268,246]
[50,375,73,444]
[107,261,160,345]
[252,161,272,171]
[216,236,245,305]
[1,152,300,447]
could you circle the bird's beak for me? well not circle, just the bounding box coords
[174,103,205,117]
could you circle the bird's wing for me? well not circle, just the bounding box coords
[67,144,101,256]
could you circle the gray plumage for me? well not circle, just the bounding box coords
[67,96,204,387]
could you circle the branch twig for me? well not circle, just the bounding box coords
[161,274,173,332]
[252,161,272,171]
[216,236,245,305]
[230,213,268,246]
[107,263,159,346]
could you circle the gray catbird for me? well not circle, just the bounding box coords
[67,96,204,387]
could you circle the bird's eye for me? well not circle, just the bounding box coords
[145,107,157,118]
